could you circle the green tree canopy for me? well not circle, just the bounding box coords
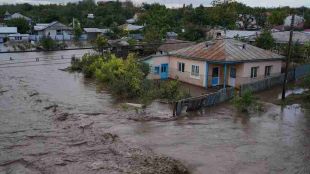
[255,29,275,50]
[93,35,108,55]
[73,19,83,41]
[5,18,30,33]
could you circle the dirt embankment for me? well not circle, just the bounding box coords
[0,82,189,174]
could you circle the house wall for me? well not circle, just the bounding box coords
[237,60,282,85]
[144,55,283,89]
[37,30,72,41]
[144,55,170,79]
[169,56,206,87]
[8,36,29,42]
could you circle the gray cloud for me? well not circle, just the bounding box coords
[0,0,308,7]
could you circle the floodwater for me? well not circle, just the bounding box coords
[0,50,309,174]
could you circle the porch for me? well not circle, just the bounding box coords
[205,62,239,89]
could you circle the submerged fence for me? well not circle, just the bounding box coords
[173,87,234,116]
[294,64,310,80]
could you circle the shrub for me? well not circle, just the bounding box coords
[301,75,310,88]
[159,80,190,101]
[233,90,258,112]
[40,37,57,50]
[70,53,188,103]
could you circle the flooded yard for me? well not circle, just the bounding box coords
[0,51,309,174]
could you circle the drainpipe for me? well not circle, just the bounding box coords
[205,62,209,89]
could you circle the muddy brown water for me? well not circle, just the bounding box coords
[0,50,309,174]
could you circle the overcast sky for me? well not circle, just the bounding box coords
[0,0,309,8]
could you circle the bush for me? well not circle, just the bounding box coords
[159,80,190,101]
[301,75,310,88]
[40,37,57,50]
[233,90,259,112]
[70,53,188,104]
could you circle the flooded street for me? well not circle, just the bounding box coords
[0,51,309,174]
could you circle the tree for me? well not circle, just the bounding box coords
[267,10,287,26]
[93,35,108,55]
[5,18,30,33]
[255,29,275,50]
[73,19,83,41]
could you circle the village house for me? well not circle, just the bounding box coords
[143,38,284,89]
[8,33,29,42]
[120,24,144,32]
[32,21,73,41]
[4,11,32,25]
[156,39,195,55]
[0,27,17,43]
[83,28,110,41]
[271,31,310,45]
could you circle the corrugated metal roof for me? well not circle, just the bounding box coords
[272,31,310,44]
[120,24,144,31]
[0,27,18,34]
[83,28,110,33]
[225,30,260,38]
[170,39,284,63]
[10,13,31,21]
[34,21,72,31]
[158,39,195,53]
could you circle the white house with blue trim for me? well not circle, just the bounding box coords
[143,38,284,89]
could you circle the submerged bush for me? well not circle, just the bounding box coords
[300,75,310,88]
[159,80,190,101]
[233,90,260,112]
[70,53,188,104]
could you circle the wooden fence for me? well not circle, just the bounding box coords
[173,87,234,116]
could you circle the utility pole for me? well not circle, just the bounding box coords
[282,14,295,100]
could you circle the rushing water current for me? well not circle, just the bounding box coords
[0,50,309,174]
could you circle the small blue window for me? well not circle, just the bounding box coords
[154,66,160,74]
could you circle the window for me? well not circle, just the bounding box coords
[154,66,160,74]
[265,66,272,77]
[191,65,199,77]
[14,36,22,40]
[250,67,258,78]
[178,62,185,72]
[230,67,236,78]
[56,30,62,35]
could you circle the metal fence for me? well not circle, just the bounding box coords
[173,87,234,116]
[240,64,310,95]
[294,64,310,80]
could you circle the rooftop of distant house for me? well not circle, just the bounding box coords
[34,21,72,31]
[158,39,195,53]
[0,27,18,34]
[271,31,310,44]
[83,28,110,33]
